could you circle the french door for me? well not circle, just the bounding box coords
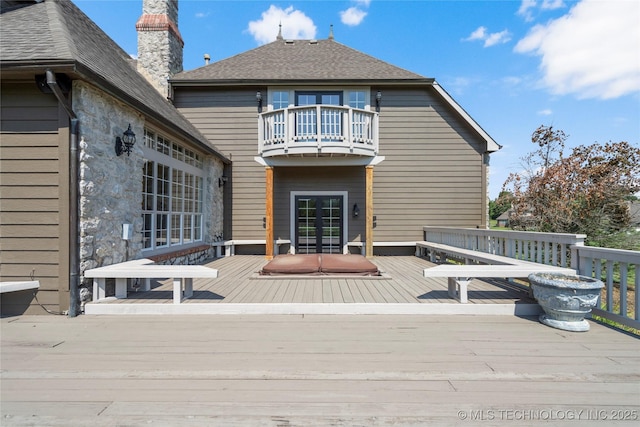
[295,92,343,142]
[295,195,343,254]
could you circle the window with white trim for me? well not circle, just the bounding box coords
[142,129,204,251]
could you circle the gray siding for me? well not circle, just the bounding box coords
[174,85,488,247]
[1,81,70,314]
[275,167,366,242]
[373,87,486,241]
[175,88,265,240]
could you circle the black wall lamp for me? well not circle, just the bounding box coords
[375,90,382,112]
[256,91,263,113]
[218,176,228,187]
[115,124,136,156]
[352,203,360,218]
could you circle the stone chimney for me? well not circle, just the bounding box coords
[136,0,183,98]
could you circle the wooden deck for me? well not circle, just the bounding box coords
[2,314,639,426]
[85,256,541,315]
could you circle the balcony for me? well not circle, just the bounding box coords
[258,105,379,157]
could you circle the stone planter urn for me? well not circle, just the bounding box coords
[528,272,604,332]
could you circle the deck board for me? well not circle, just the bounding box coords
[2,314,638,425]
[94,256,538,306]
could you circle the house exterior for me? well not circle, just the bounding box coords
[171,31,500,258]
[0,0,229,315]
[1,0,499,316]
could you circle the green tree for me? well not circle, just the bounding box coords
[489,191,513,220]
[502,125,640,247]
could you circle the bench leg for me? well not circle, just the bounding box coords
[448,277,471,303]
[184,278,193,299]
[115,278,127,299]
[173,278,182,304]
[93,278,106,301]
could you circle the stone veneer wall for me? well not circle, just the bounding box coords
[136,0,183,99]
[73,81,224,290]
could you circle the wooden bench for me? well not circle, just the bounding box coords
[212,239,291,257]
[423,263,576,303]
[0,281,40,294]
[84,259,218,304]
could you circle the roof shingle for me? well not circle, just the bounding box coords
[173,39,431,83]
[0,0,226,161]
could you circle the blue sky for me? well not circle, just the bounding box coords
[75,0,639,199]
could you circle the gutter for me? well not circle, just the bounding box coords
[169,78,436,88]
[45,69,80,318]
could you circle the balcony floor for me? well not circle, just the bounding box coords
[84,256,542,315]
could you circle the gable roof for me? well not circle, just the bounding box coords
[172,37,500,153]
[0,0,228,162]
[173,38,432,84]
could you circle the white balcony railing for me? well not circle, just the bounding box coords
[422,226,639,330]
[258,105,379,157]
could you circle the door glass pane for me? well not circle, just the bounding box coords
[321,197,342,253]
[296,94,316,106]
[296,196,342,254]
[321,94,341,106]
[297,197,316,254]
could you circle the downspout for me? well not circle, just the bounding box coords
[46,69,80,318]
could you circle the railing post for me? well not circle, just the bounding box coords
[258,114,264,155]
[316,105,322,148]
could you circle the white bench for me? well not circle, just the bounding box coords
[212,239,291,257]
[84,259,218,304]
[0,281,40,294]
[416,241,536,265]
[423,264,576,303]
[347,241,417,256]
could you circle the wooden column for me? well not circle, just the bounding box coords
[265,166,274,260]
[365,165,374,258]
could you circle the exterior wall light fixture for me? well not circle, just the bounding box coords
[256,91,262,112]
[352,203,360,218]
[375,90,382,112]
[115,124,136,156]
[218,176,228,187]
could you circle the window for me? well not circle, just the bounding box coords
[141,129,204,251]
[349,91,366,109]
[295,91,342,106]
[272,91,289,110]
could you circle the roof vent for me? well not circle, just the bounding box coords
[309,40,318,45]
[284,40,295,45]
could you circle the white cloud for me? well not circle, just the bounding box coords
[195,12,210,19]
[517,0,538,22]
[339,0,372,27]
[247,5,316,45]
[518,0,566,21]
[515,0,640,99]
[538,109,553,116]
[464,26,511,47]
[466,26,487,41]
[541,0,565,10]
[340,7,367,26]
[484,30,511,47]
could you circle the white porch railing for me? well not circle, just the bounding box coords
[422,226,639,329]
[575,246,640,330]
[258,105,379,157]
